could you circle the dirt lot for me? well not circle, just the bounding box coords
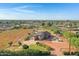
[0,28,32,49]
[0,28,76,55]
[40,35,76,56]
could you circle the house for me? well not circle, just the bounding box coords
[33,31,53,40]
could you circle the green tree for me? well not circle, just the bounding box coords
[47,22,52,27]
[76,32,79,38]
[41,22,45,26]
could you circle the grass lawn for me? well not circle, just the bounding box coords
[29,44,49,51]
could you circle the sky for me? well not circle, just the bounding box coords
[0,3,79,20]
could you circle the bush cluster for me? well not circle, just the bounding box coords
[22,44,29,49]
[36,42,54,51]
[0,49,50,56]
[64,51,79,56]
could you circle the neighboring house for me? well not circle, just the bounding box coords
[0,24,14,30]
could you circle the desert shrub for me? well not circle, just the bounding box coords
[22,44,29,49]
[24,37,30,41]
[25,49,41,56]
[71,52,75,55]
[18,41,22,46]
[24,49,50,56]
[36,42,40,45]
[63,51,79,56]
[13,26,21,29]
[40,51,50,56]
[63,52,70,55]
[24,35,31,41]
[28,25,35,29]
[8,41,13,47]
[36,42,45,47]
[23,27,27,29]
[36,42,54,51]
[47,47,54,51]
[73,51,79,56]
[0,50,26,56]
[0,50,16,56]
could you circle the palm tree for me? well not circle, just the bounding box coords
[68,21,72,55]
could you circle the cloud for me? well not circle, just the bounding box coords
[12,4,42,13]
[0,5,36,14]
[0,5,37,19]
[12,5,36,13]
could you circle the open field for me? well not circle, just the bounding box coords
[0,28,32,49]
